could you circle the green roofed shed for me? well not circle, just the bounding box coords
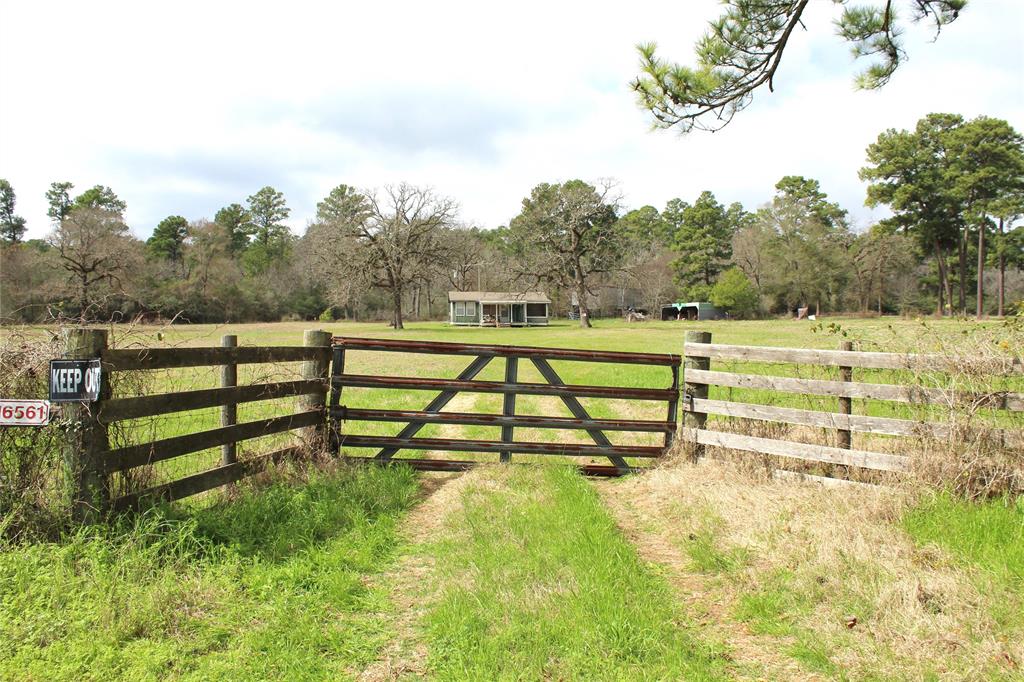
[660,301,722,321]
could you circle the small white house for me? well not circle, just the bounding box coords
[448,291,551,327]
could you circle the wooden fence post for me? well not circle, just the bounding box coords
[220,335,238,466]
[838,340,853,449]
[300,329,332,453]
[683,330,712,461]
[62,327,110,523]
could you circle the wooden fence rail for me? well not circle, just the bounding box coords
[62,328,331,518]
[101,345,325,370]
[681,331,1023,482]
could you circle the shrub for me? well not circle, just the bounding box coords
[906,315,1024,498]
[710,268,760,318]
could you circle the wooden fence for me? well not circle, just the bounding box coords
[57,327,1022,518]
[63,328,331,520]
[680,330,1023,483]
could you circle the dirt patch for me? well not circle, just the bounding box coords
[357,469,479,681]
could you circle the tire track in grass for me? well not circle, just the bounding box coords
[594,461,1023,680]
[593,473,818,681]
[358,469,482,680]
[418,465,733,680]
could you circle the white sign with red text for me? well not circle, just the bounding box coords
[0,400,51,426]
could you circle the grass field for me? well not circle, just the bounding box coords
[597,464,1024,680]
[2,316,1022,679]
[421,466,730,679]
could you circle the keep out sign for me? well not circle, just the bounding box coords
[49,359,103,402]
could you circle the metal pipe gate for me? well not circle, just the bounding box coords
[328,337,681,475]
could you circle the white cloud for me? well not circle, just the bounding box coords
[1,0,1020,240]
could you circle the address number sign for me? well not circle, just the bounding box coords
[0,400,51,426]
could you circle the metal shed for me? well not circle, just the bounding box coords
[660,301,722,321]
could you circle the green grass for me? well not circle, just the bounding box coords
[904,496,1024,661]
[679,512,750,575]
[904,492,1024,590]
[731,570,850,677]
[733,570,807,636]
[0,464,419,681]
[421,465,731,680]
[787,635,843,678]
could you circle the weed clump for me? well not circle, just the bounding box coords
[0,329,68,539]
[890,314,1024,498]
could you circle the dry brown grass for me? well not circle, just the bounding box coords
[595,458,1023,680]
[594,475,820,681]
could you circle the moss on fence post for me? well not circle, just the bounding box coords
[61,327,110,523]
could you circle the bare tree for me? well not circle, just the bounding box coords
[0,242,59,321]
[306,183,457,329]
[505,179,623,328]
[47,207,137,320]
[849,228,918,313]
[629,250,677,313]
[731,221,772,301]
[439,225,488,291]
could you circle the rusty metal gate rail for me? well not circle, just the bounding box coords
[328,337,681,476]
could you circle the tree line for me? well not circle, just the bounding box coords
[1,112,1021,326]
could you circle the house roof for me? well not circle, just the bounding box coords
[661,301,715,309]
[448,291,551,304]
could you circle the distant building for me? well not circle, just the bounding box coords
[448,291,551,327]
[568,291,600,320]
[566,286,648,319]
[660,301,723,321]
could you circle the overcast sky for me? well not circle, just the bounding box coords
[1,0,1022,241]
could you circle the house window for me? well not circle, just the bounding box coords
[455,301,466,316]
[526,303,546,317]
[466,301,476,316]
